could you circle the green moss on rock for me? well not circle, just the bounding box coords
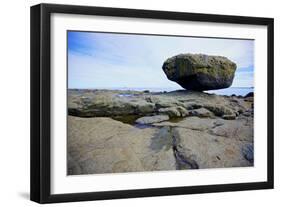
[162,53,237,91]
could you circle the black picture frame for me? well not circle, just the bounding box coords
[30,3,274,204]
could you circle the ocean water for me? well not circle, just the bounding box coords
[205,87,254,96]
[100,87,253,96]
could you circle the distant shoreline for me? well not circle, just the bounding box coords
[68,87,254,96]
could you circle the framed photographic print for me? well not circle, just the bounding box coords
[30,3,274,203]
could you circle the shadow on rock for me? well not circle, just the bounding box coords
[149,126,173,153]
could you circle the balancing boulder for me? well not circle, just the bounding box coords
[162,54,237,91]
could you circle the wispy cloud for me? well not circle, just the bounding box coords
[68,31,254,89]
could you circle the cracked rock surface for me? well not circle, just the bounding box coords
[68,117,176,175]
[67,89,254,175]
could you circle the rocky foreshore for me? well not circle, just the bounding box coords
[67,89,254,175]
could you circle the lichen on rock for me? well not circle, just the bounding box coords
[162,53,237,91]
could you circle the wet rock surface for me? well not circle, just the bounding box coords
[68,89,254,175]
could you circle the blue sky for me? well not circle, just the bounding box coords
[68,31,254,89]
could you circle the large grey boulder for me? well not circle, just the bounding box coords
[162,53,237,91]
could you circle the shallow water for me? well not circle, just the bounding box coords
[111,115,141,125]
[117,94,136,97]
[111,114,185,129]
[69,86,253,96]
[205,87,253,96]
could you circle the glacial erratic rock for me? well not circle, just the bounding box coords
[162,53,237,91]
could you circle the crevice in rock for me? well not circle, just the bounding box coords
[149,126,173,153]
[170,127,199,170]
